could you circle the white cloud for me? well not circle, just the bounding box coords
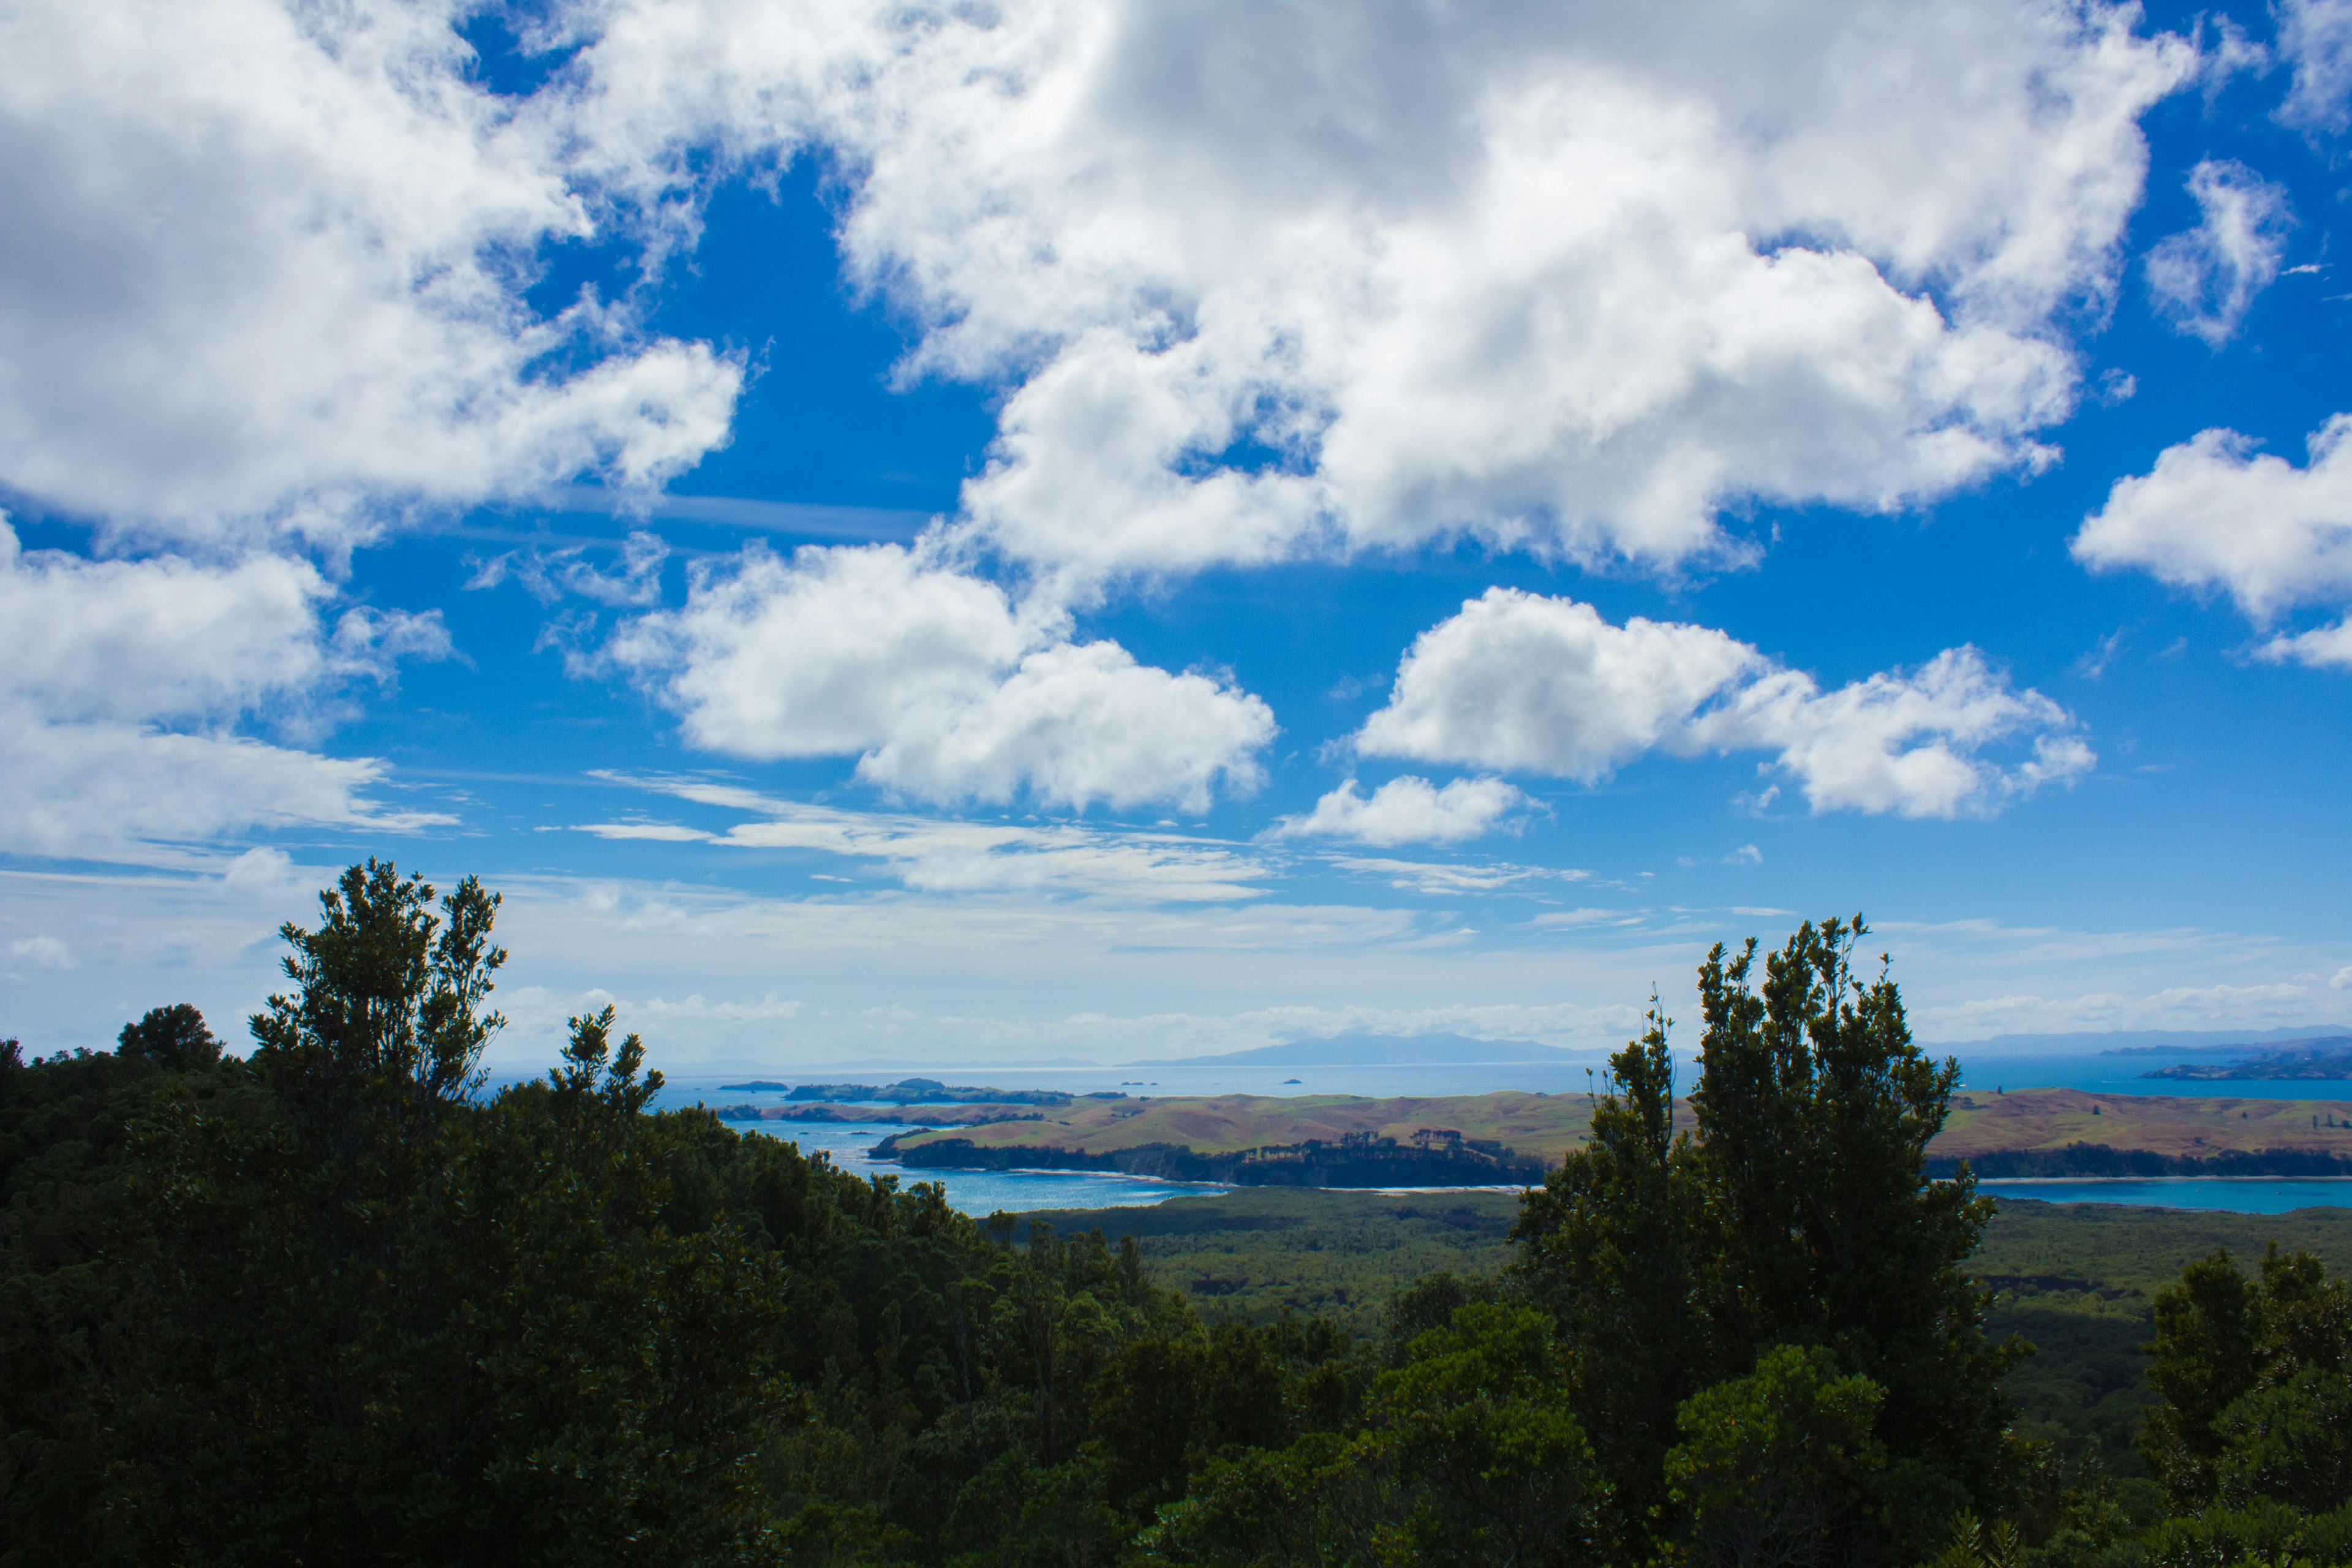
[633,991,804,1024]
[1273,776,1531,846]
[0,520,448,859]
[1359,592,1762,781]
[2261,619,2352,669]
[220,846,303,893]
[468,530,671,608]
[0,0,739,545]
[2144,160,2293,346]
[582,775,1273,902]
[1687,649,2094,818]
[2075,417,2352,656]
[607,543,1274,810]
[2278,0,2352,132]
[1329,857,1573,897]
[556,0,2194,583]
[9,935,74,971]
[1357,587,2090,819]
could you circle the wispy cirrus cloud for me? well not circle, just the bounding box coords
[579,774,1272,902]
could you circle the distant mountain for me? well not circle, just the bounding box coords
[1926,1025,2352,1056]
[1136,1031,1586,1068]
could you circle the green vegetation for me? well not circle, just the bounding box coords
[1021,1189,1525,1336]
[1036,1194,2352,1485]
[13,869,2352,1564]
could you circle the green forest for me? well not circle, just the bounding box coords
[7,862,2352,1566]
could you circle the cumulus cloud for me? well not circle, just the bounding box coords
[0,0,739,545]
[2278,0,2352,132]
[1356,588,2091,819]
[1359,594,1761,781]
[2144,160,2294,346]
[2075,416,2352,665]
[555,0,2194,582]
[1687,649,2095,818]
[0,520,448,859]
[606,543,1275,810]
[1273,777,1531,846]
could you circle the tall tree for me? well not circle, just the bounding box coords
[1512,994,1705,1551]
[1689,918,2018,1510]
[1517,916,2020,1558]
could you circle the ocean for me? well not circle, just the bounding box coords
[609,1046,2352,1216]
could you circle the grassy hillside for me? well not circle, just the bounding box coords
[883,1086,2352,1177]
[884,1090,1625,1165]
[1025,1188,2352,1471]
[1938,1087,2352,1161]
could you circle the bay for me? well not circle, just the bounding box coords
[1983,1178,2352,1213]
[607,1054,2352,1217]
[731,1117,1231,1216]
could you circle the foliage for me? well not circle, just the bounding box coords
[0,864,1323,1566]
[1513,917,2016,1558]
[1665,1343,1887,1567]
[2141,1244,2352,1519]
[17,881,2352,1566]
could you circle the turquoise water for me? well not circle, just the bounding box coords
[741,1118,1231,1216]
[644,1048,2352,1109]
[611,1054,2352,1218]
[702,1131,2352,1215]
[1983,1178,2352,1213]
[1954,1053,2352,1102]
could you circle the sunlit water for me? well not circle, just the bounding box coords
[634,1048,2352,1107]
[1983,1178,2352,1213]
[551,1052,2352,1218]
[724,1118,1232,1216]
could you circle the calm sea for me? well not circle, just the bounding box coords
[595,1048,2352,1216]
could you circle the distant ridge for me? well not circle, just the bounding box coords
[1136,1031,1585,1068]
[1930,1025,2352,1055]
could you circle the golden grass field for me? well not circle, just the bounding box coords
[869,1085,2352,1167]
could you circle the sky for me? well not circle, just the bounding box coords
[5,0,2352,1070]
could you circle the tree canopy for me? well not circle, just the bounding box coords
[7,872,2351,1565]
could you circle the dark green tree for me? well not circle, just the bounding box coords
[248,857,505,1150]
[1515,916,2019,1561]
[115,1005,221,1071]
[1664,1344,1887,1568]
[1687,918,2017,1512]
[2143,1245,2352,1518]
[1370,1302,1607,1568]
[1512,992,1703,1549]
[2141,1248,2267,1508]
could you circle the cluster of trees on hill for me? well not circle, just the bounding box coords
[7,862,2352,1565]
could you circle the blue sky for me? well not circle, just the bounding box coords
[5,0,2352,1068]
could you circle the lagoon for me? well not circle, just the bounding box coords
[706,1117,2352,1216]
[1983,1177,2352,1213]
[634,1068,2352,1217]
[755,1119,1231,1215]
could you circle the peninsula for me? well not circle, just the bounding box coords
[2140,1037,2352,1080]
[818,1085,2352,1186]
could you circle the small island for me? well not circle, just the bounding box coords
[715,1076,1084,1105]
